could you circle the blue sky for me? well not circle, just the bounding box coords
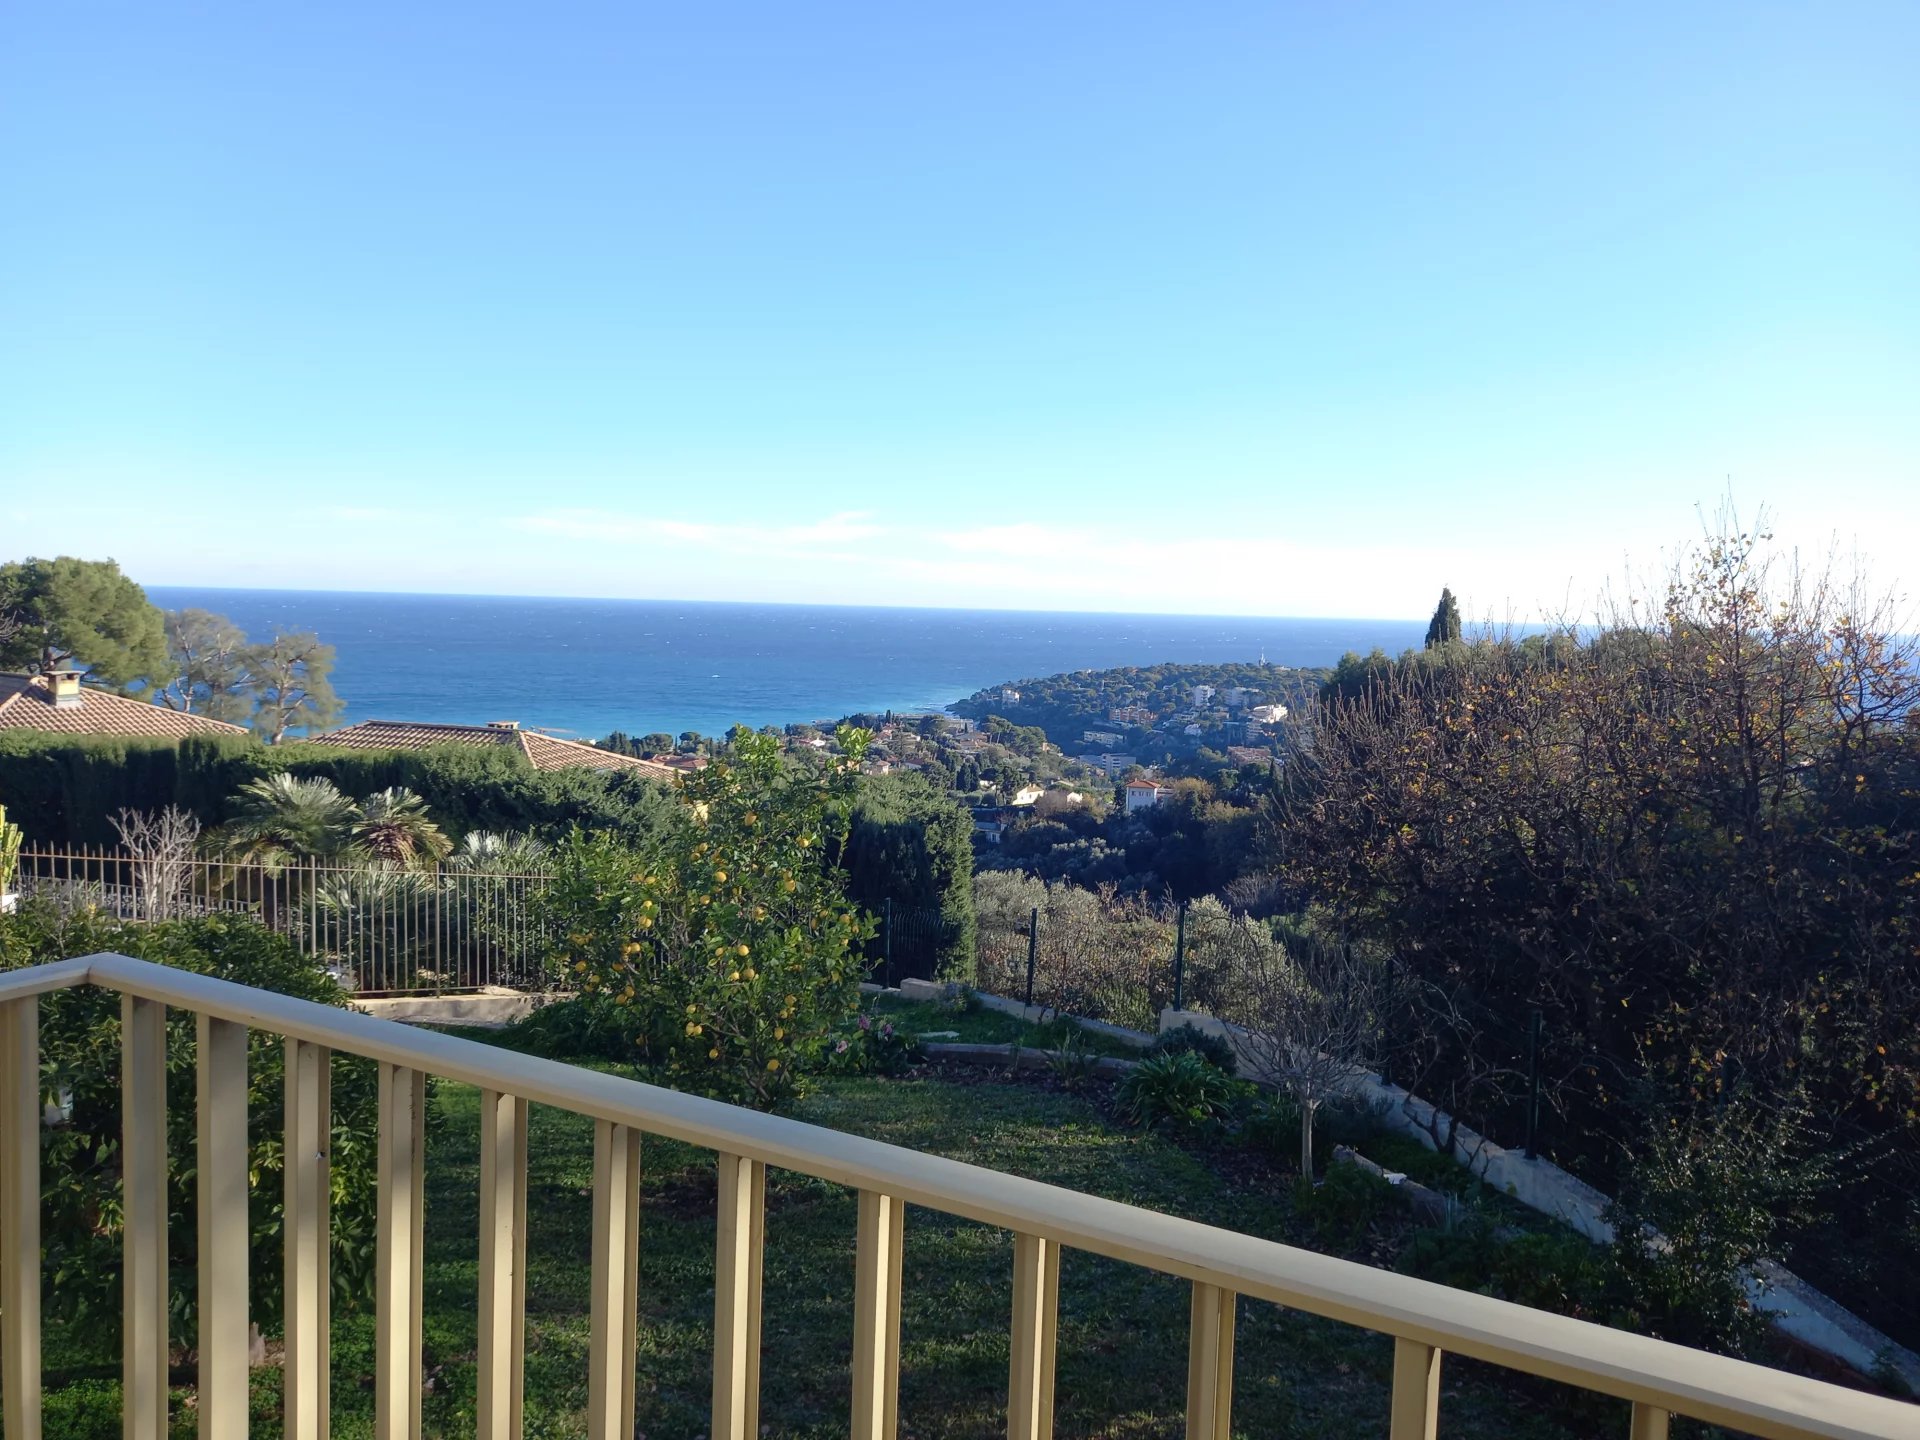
[2,2,1915,620]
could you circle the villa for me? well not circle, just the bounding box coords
[305,718,679,777]
[0,667,247,740]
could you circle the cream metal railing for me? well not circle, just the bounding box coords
[0,954,1915,1440]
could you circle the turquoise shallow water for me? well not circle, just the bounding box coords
[146,587,1425,741]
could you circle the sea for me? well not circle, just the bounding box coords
[145,588,1427,742]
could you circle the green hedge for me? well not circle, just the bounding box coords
[0,731,678,845]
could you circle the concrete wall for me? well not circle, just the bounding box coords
[1155,1005,1920,1393]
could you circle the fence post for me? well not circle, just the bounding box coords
[1171,901,1188,1013]
[1023,907,1039,1008]
[1523,1007,1542,1158]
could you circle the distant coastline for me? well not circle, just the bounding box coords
[146,586,1429,740]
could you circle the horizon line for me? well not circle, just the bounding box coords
[140,581,1437,628]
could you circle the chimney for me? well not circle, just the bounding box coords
[486,720,520,731]
[47,666,84,710]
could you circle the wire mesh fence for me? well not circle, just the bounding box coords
[9,845,555,995]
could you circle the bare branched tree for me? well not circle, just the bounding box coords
[1223,940,1395,1176]
[111,806,202,921]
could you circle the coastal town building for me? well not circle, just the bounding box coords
[1250,703,1289,724]
[0,668,248,740]
[306,718,678,777]
[1010,784,1045,806]
[648,752,709,772]
[1124,778,1173,812]
[1079,753,1138,777]
[1107,704,1154,726]
[1190,684,1216,707]
[1219,686,1256,708]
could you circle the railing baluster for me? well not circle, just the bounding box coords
[1185,1282,1235,1440]
[198,1015,251,1440]
[376,1064,426,1440]
[285,1039,332,1440]
[479,1090,530,1440]
[1,995,43,1440]
[1630,1402,1670,1439]
[587,1120,641,1440]
[712,1153,767,1440]
[1390,1337,1441,1440]
[852,1190,906,1440]
[124,996,170,1440]
[1008,1233,1058,1440]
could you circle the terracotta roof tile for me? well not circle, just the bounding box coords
[304,719,677,778]
[0,673,249,740]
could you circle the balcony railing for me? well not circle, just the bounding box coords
[1,954,1915,1440]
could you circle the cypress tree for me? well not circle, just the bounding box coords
[1424,588,1462,649]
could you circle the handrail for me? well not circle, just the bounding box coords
[1,955,1916,1440]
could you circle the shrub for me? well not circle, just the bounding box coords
[487,995,646,1064]
[1243,1092,1388,1174]
[0,901,384,1343]
[1112,1051,1243,1135]
[824,1010,921,1077]
[1295,1158,1394,1246]
[1602,1097,1832,1357]
[550,729,876,1109]
[1148,1023,1238,1075]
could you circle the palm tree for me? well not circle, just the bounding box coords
[447,829,551,873]
[221,773,359,870]
[352,787,453,869]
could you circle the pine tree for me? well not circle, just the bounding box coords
[1424,587,1462,649]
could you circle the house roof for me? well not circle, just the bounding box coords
[304,719,679,778]
[0,673,249,740]
[1124,778,1168,790]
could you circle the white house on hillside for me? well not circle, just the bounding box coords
[1124,778,1173,813]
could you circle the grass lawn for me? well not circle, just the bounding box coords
[37,1065,1635,1439]
[867,992,1144,1057]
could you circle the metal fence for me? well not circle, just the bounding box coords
[9,845,554,996]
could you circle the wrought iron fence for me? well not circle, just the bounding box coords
[8,845,555,996]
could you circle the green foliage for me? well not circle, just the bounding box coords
[249,629,342,742]
[486,995,646,1064]
[1242,1093,1391,1175]
[0,556,169,687]
[1603,1097,1833,1357]
[1112,1050,1243,1134]
[823,1007,921,1076]
[550,728,875,1108]
[1399,1218,1610,1320]
[1148,1023,1238,1075]
[144,609,345,739]
[841,771,977,981]
[1423,586,1463,649]
[949,660,1329,755]
[221,772,361,864]
[149,608,258,724]
[0,803,20,894]
[1280,524,1920,1347]
[0,731,679,847]
[352,786,454,867]
[0,902,384,1340]
[1293,1159,1395,1245]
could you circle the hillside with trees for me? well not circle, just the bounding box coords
[948,659,1328,771]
